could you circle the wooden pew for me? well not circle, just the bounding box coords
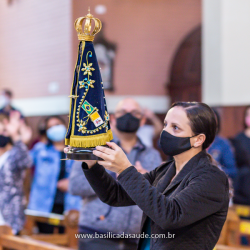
[234,205,250,218]
[217,207,240,246]
[233,205,250,245]
[215,245,250,250]
[0,225,73,250]
[24,209,65,235]
[22,209,79,248]
[217,205,250,248]
[21,234,69,246]
[63,210,79,248]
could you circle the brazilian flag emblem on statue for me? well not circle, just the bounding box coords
[65,9,113,150]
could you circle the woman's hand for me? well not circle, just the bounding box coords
[57,178,69,192]
[93,142,132,175]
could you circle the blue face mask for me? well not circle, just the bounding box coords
[46,124,67,142]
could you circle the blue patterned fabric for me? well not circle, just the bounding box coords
[65,41,112,147]
[208,135,237,180]
[28,142,81,212]
[0,141,32,234]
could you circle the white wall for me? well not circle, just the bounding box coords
[202,0,250,106]
[202,0,222,106]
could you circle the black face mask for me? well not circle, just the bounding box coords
[116,113,140,133]
[0,135,12,148]
[160,130,197,156]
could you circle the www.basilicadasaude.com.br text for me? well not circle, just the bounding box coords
[75,232,175,239]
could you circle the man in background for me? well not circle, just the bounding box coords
[112,105,162,148]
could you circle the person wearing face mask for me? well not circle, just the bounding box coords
[66,101,230,250]
[112,104,162,148]
[110,98,162,174]
[230,106,250,205]
[0,112,32,234]
[28,115,81,234]
[68,98,162,250]
[0,89,23,118]
[207,108,237,182]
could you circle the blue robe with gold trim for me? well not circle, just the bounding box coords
[65,41,113,147]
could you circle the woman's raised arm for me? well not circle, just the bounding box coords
[82,161,157,207]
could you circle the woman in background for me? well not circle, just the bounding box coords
[231,106,250,205]
[208,108,237,181]
[0,111,32,234]
[28,115,80,233]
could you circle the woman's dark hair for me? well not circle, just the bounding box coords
[170,102,217,160]
[44,115,66,129]
[243,105,250,129]
[37,117,47,136]
[0,113,13,145]
[0,113,9,123]
[212,108,221,135]
[2,89,13,98]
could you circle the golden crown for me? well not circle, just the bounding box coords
[74,8,102,42]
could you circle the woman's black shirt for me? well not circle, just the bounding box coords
[82,150,229,250]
